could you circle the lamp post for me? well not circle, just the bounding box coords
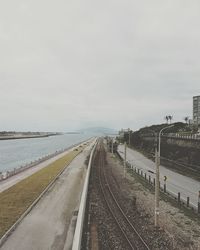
[155,124,174,228]
[124,142,127,178]
[128,128,131,146]
[158,125,174,164]
[111,138,114,156]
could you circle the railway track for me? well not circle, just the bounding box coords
[98,141,150,250]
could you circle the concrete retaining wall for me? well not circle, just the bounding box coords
[72,140,97,250]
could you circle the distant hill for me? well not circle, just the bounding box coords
[78,127,117,135]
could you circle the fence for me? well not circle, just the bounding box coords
[0,139,91,182]
[163,133,200,140]
[143,133,200,140]
[119,155,200,215]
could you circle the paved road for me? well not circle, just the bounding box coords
[118,144,200,209]
[1,142,94,250]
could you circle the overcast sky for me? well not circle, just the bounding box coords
[0,0,200,132]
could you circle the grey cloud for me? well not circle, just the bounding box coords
[0,0,200,131]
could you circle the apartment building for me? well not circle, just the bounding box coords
[193,95,200,126]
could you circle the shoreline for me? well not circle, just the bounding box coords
[0,133,60,141]
[0,138,94,190]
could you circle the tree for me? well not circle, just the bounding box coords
[164,115,173,124]
[183,116,189,124]
[164,116,169,124]
[168,115,173,124]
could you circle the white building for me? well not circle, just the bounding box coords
[193,95,200,126]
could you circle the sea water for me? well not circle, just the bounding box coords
[0,133,92,172]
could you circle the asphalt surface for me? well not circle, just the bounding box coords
[0,142,94,250]
[118,144,200,209]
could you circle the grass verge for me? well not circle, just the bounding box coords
[0,148,82,237]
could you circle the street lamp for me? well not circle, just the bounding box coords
[111,138,114,156]
[158,124,174,163]
[128,128,131,146]
[155,124,174,228]
[124,142,127,178]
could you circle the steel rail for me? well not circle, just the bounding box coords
[98,144,136,250]
[99,143,150,250]
[103,161,150,249]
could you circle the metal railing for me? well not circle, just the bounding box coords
[0,139,92,182]
[125,161,200,214]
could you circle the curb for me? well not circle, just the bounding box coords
[72,140,97,250]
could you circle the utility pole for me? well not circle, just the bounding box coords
[155,148,159,228]
[158,124,174,165]
[111,138,113,156]
[155,124,174,228]
[124,142,127,178]
[128,128,131,146]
